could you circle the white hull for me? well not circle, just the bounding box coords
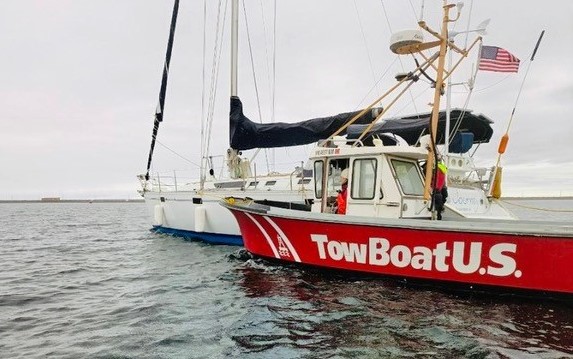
[444,186,516,220]
[143,174,313,244]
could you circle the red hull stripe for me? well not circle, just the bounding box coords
[245,212,280,258]
[263,216,301,262]
[232,210,573,294]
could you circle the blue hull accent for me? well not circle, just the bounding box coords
[151,226,243,246]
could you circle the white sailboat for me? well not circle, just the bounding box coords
[138,0,377,245]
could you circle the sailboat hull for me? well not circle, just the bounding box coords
[151,225,243,246]
[145,192,243,245]
[144,182,312,245]
[222,199,573,295]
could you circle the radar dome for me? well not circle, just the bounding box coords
[389,30,424,54]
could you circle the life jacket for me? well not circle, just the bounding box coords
[434,161,448,191]
[336,183,348,214]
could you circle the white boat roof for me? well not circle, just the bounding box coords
[310,144,428,160]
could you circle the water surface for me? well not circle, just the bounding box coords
[0,200,571,358]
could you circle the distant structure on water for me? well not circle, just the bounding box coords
[41,197,61,202]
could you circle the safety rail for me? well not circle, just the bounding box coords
[138,171,198,193]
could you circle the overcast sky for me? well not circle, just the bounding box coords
[1,0,572,200]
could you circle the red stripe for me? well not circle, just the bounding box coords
[479,46,520,73]
[479,59,519,73]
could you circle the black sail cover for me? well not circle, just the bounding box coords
[346,109,494,146]
[229,96,378,150]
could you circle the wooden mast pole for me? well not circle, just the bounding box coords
[422,1,454,201]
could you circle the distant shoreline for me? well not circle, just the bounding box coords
[0,197,571,204]
[0,199,145,204]
[501,196,573,200]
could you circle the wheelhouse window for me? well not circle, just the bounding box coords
[351,158,377,199]
[391,159,424,195]
[314,160,324,198]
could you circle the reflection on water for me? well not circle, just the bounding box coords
[230,255,573,358]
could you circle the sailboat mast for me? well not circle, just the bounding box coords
[144,0,180,181]
[231,0,239,97]
[226,0,242,180]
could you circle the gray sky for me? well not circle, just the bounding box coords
[1,0,572,200]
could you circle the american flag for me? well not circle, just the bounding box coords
[478,46,520,73]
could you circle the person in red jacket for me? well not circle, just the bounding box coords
[433,159,448,220]
[336,168,349,214]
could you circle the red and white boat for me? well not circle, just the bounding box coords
[221,2,573,296]
[222,197,573,295]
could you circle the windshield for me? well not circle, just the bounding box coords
[391,159,424,196]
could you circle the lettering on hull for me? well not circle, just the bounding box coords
[311,235,520,278]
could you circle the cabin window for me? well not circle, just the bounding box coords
[297,178,311,184]
[351,158,377,199]
[314,160,324,198]
[214,181,244,189]
[248,181,259,187]
[391,159,424,195]
[264,180,276,186]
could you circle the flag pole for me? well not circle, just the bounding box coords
[489,30,545,198]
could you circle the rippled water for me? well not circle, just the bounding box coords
[1,200,572,358]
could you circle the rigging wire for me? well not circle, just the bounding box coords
[204,0,228,171]
[271,0,277,171]
[200,0,208,185]
[488,30,545,198]
[466,77,512,93]
[156,140,201,168]
[444,0,481,151]
[506,34,545,133]
[256,0,275,172]
[355,57,399,109]
[256,0,273,109]
[392,84,433,116]
[378,0,420,116]
[408,0,421,22]
[495,31,545,164]
[353,0,380,95]
[241,1,271,173]
[462,0,473,49]
[501,200,573,213]
[448,91,473,142]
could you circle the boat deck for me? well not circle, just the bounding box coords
[224,198,573,238]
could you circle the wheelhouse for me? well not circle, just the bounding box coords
[310,142,431,219]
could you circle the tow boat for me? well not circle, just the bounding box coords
[221,1,573,295]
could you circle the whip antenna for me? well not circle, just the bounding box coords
[490,30,545,198]
[505,30,545,132]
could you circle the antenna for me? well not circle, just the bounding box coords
[490,30,546,198]
[449,18,489,38]
[475,19,490,34]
